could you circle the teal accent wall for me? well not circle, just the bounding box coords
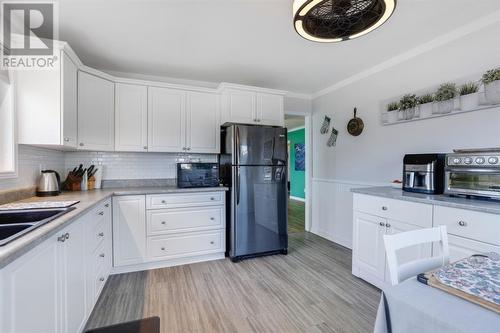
[288,128,305,199]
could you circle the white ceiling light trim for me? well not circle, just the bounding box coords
[293,0,396,43]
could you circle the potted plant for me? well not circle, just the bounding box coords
[386,102,399,123]
[434,83,457,114]
[417,94,434,118]
[459,82,479,111]
[482,68,500,104]
[399,94,418,120]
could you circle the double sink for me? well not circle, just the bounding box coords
[0,207,75,246]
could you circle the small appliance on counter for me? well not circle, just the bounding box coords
[177,163,219,188]
[445,148,500,200]
[36,170,61,197]
[403,154,446,194]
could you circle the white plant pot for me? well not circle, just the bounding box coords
[419,102,434,118]
[387,110,398,123]
[460,93,479,111]
[435,100,454,114]
[484,80,500,105]
[403,107,416,120]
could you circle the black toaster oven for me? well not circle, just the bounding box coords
[177,163,220,188]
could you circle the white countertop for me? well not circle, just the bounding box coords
[351,186,500,215]
[0,186,227,268]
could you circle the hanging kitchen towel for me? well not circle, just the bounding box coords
[327,126,338,147]
[320,116,331,134]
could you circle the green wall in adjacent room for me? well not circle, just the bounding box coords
[288,128,305,199]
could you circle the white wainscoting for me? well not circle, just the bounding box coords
[310,178,386,249]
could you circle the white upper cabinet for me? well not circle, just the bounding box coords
[16,49,78,148]
[186,91,220,153]
[257,93,284,126]
[148,87,186,152]
[220,84,285,127]
[115,83,148,152]
[78,71,115,151]
[222,89,256,124]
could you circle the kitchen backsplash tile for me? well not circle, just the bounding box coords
[0,145,65,191]
[64,151,217,180]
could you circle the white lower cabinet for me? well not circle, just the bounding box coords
[0,233,60,333]
[352,193,500,289]
[113,191,226,273]
[0,199,112,333]
[352,194,433,289]
[352,209,430,289]
[112,195,147,267]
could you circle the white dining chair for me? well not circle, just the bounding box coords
[383,225,450,285]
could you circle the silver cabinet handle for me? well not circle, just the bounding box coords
[385,223,391,228]
[105,203,110,208]
[458,221,467,227]
[379,222,385,227]
[98,232,104,237]
[65,233,70,240]
[64,138,70,142]
[143,146,147,150]
[210,241,214,245]
[79,143,84,146]
[57,234,66,242]
[161,247,165,251]
[99,253,105,258]
[382,206,388,211]
[161,200,166,204]
[210,197,215,201]
[99,277,105,282]
[161,221,166,225]
[187,147,191,151]
[98,211,104,216]
[210,217,215,221]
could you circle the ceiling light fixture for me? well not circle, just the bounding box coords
[293,0,396,43]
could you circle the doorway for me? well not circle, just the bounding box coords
[285,115,306,233]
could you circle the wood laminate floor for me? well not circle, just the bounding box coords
[288,199,305,234]
[85,232,380,333]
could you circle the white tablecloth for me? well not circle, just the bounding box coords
[374,277,500,333]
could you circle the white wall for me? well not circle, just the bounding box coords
[310,21,500,248]
[0,145,65,191]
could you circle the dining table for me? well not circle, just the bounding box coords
[374,277,500,333]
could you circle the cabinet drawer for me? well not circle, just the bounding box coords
[147,192,223,209]
[434,206,500,245]
[147,230,224,260]
[147,207,224,235]
[353,194,432,228]
[86,200,112,252]
[94,266,108,299]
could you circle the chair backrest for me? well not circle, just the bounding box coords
[383,225,449,285]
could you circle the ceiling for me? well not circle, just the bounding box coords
[58,0,500,94]
[285,115,305,129]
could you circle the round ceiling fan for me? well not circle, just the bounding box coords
[293,0,396,43]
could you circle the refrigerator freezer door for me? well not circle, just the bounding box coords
[231,165,288,258]
[235,125,287,166]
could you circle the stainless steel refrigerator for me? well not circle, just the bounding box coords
[220,124,288,262]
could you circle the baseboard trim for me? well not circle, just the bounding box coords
[111,252,225,274]
[289,196,305,202]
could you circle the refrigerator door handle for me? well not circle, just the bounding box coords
[235,126,240,166]
[236,166,240,205]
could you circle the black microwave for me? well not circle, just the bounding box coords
[177,163,220,188]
